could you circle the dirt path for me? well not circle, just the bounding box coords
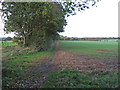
[13,41,118,88]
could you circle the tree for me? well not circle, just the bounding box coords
[6,37,12,41]
[1,0,100,51]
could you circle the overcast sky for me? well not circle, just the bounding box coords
[60,0,119,37]
[0,0,119,38]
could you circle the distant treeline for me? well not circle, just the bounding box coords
[60,35,120,41]
[0,37,12,41]
[1,36,119,42]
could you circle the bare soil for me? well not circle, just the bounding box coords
[54,42,118,73]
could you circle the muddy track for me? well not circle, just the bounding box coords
[13,41,59,88]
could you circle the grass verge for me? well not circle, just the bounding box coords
[2,42,54,87]
[43,69,119,88]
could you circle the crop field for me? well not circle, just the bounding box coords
[59,40,118,61]
[2,40,119,88]
[59,40,118,54]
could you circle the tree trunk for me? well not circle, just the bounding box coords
[23,36,26,46]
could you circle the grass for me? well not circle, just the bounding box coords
[1,41,17,47]
[59,40,118,54]
[43,69,119,88]
[2,41,54,87]
[59,40,118,61]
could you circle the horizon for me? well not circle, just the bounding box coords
[0,36,119,38]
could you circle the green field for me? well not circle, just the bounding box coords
[59,40,118,61]
[0,41,17,47]
[59,40,118,55]
[2,40,119,88]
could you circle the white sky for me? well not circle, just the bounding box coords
[60,0,119,37]
[0,0,119,38]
